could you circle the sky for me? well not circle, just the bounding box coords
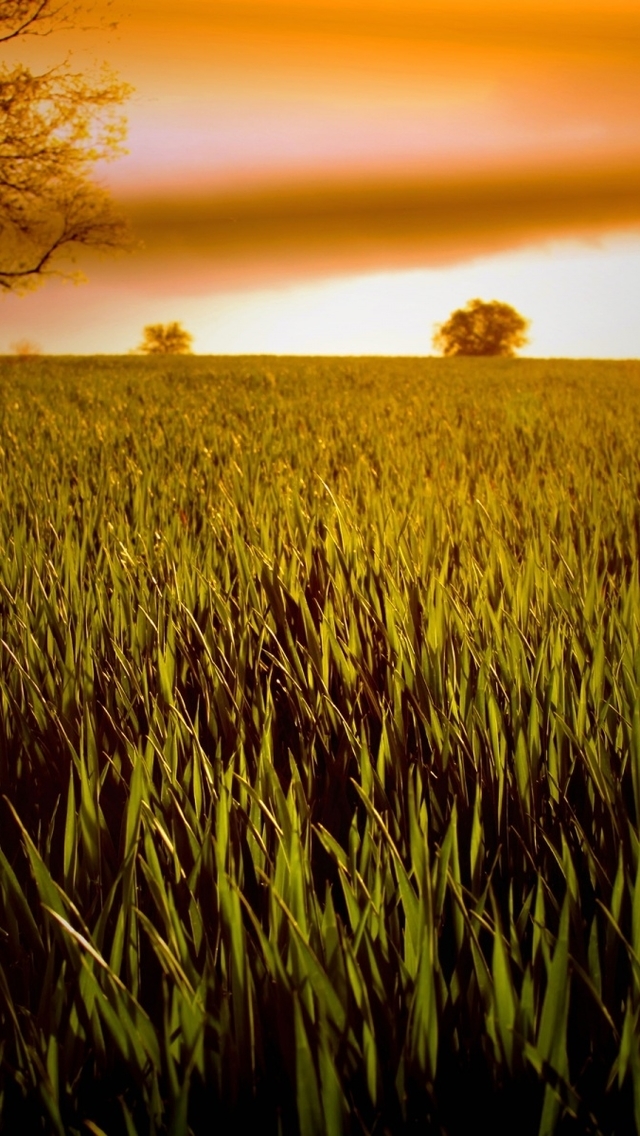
[2,0,640,355]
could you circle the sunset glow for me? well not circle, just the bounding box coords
[2,0,640,354]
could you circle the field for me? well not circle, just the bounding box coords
[0,355,639,1135]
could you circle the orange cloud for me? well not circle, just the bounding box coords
[95,161,640,295]
[7,0,621,202]
[15,1,640,296]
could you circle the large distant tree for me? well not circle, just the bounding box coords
[0,0,132,292]
[433,298,530,357]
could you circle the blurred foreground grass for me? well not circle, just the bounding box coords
[0,356,640,1134]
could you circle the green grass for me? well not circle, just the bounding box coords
[0,355,639,1134]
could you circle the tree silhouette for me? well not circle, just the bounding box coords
[433,299,530,357]
[0,1,132,293]
[137,322,194,355]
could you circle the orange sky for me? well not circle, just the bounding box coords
[70,0,640,270]
[115,1,640,279]
[100,0,640,191]
[2,0,640,353]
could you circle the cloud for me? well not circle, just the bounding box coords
[106,162,640,294]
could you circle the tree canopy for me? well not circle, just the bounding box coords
[433,298,530,357]
[0,0,132,292]
[137,322,194,355]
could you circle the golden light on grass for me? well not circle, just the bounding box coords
[2,354,640,1128]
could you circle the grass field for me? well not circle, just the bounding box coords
[0,355,639,1134]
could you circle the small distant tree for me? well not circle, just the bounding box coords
[137,322,193,355]
[10,338,41,358]
[433,299,530,357]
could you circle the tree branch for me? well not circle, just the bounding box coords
[0,13,134,292]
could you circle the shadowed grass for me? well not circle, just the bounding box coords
[0,356,639,1133]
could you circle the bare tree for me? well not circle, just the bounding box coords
[0,0,132,293]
